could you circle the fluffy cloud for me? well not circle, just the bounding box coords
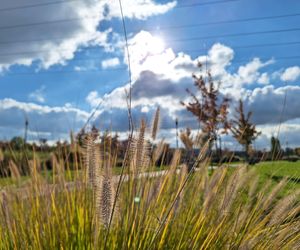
[0,0,176,71]
[257,72,270,84]
[84,31,300,150]
[101,57,120,69]
[28,85,46,103]
[280,66,300,82]
[91,32,280,110]
[246,85,300,124]
[0,98,89,140]
[236,58,274,85]
[103,0,177,20]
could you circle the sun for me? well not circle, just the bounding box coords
[146,36,165,55]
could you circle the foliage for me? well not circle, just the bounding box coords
[231,99,261,158]
[0,122,299,249]
[181,67,231,154]
[10,136,25,150]
[271,136,283,160]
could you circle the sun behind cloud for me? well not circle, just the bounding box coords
[146,36,165,55]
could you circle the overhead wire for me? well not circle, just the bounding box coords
[0,0,237,13]
[0,0,78,12]
[0,10,298,33]
[1,55,299,77]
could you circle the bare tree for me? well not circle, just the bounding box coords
[231,99,261,159]
[181,67,231,156]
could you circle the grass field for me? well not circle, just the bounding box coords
[1,156,299,249]
[1,160,299,188]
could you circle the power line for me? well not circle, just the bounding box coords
[0,0,78,12]
[0,16,87,31]
[143,13,300,32]
[174,0,240,9]
[2,67,128,76]
[183,41,300,53]
[1,40,299,59]
[0,0,237,13]
[169,27,300,43]
[2,55,300,77]
[0,10,299,34]
[0,25,299,47]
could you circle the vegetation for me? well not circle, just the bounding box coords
[0,120,299,249]
[181,66,231,155]
[231,99,261,160]
[0,66,299,249]
[271,136,283,160]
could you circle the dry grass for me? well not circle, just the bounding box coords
[0,120,299,249]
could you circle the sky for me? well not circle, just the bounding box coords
[0,0,300,150]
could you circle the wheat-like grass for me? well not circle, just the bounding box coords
[0,125,299,249]
[151,107,160,141]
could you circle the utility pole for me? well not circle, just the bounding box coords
[24,116,29,144]
[175,118,179,149]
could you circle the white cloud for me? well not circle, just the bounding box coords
[246,85,300,124]
[28,85,46,103]
[0,98,89,140]
[280,66,300,82]
[257,72,270,85]
[101,57,120,69]
[86,91,103,108]
[104,0,177,20]
[85,33,300,143]
[208,43,234,70]
[236,58,274,85]
[0,0,176,71]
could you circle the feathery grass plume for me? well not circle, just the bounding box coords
[203,166,227,214]
[0,148,3,162]
[156,149,182,202]
[82,134,101,189]
[174,164,188,213]
[269,189,300,225]
[219,166,248,216]
[248,175,259,199]
[151,107,160,141]
[152,139,166,165]
[0,192,11,232]
[95,154,115,228]
[261,178,287,212]
[28,159,42,185]
[51,153,67,186]
[131,119,150,174]
[170,149,181,173]
[180,128,194,150]
[8,160,20,182]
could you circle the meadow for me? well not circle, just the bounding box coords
[0,123,299,249]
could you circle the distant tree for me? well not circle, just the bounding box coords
[295,147,300,156]
[285,147,294,156]
[181,66,231,155]
[10,136,25,150]
[100,131,119,156]
[271,136,282,160]
[230,99,261,160]
[76,128,86,146]
[91,125,99,141]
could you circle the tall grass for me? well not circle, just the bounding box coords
[0,121,299,249]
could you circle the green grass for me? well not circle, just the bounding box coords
[254,161,300,179]
[253,161,300,197]
[0,165,169,188]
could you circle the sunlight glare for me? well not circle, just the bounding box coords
[146,36,165,55]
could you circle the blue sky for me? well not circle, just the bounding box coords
[0,0,300,149]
